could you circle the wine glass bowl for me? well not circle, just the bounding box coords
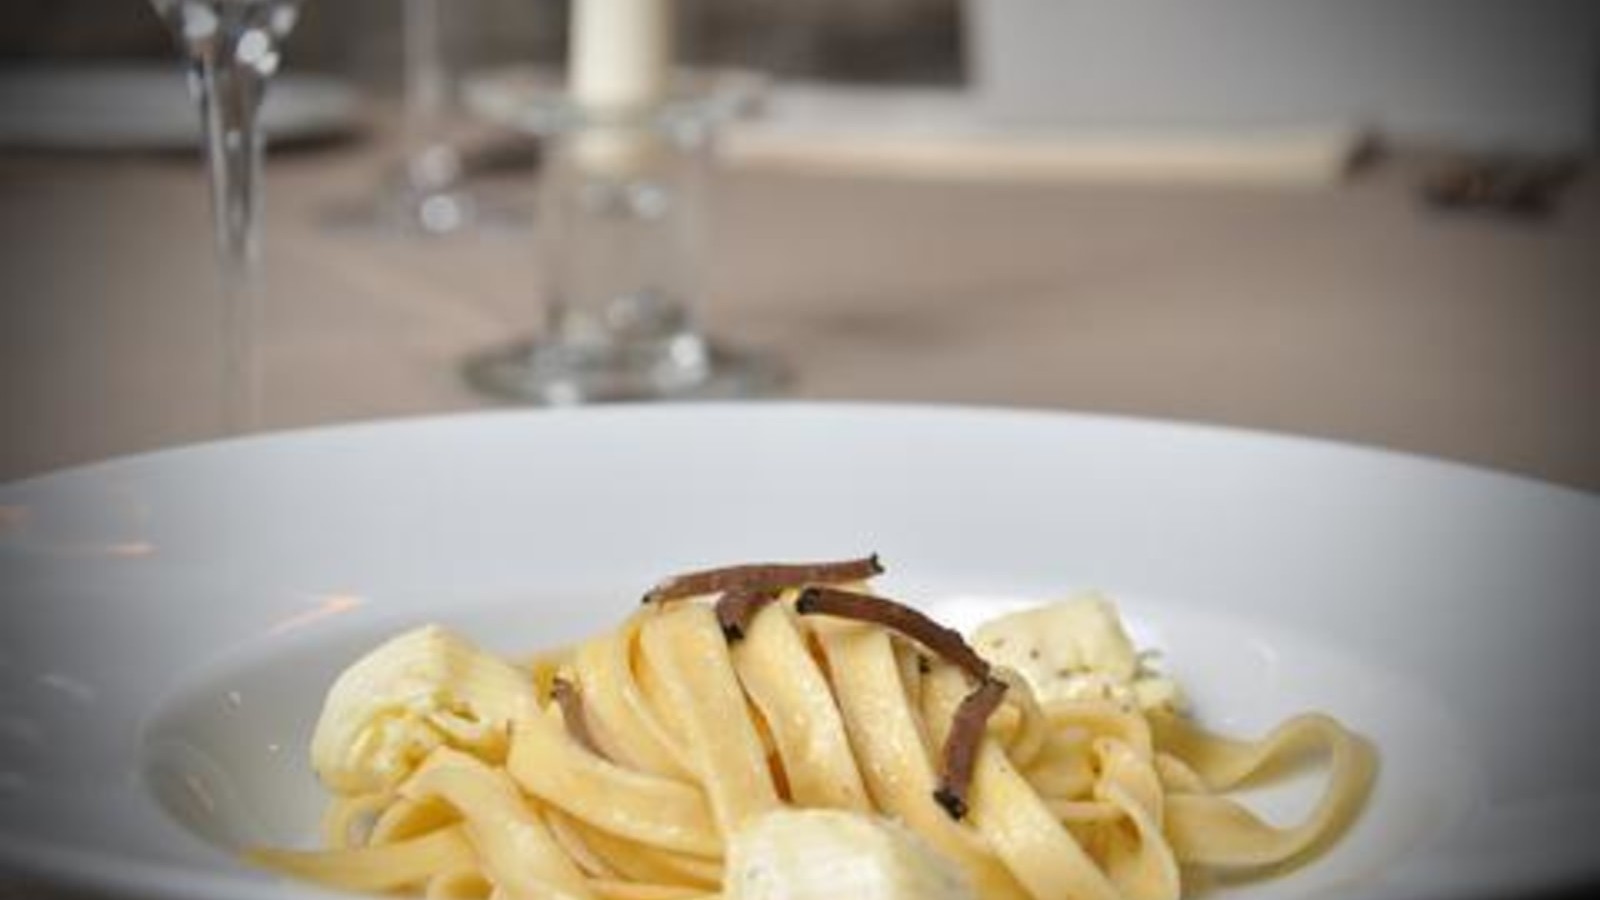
[150,0,301,271]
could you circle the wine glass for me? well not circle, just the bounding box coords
[382,0,473,235]
[331,0,530,237]
[148,0,303,431]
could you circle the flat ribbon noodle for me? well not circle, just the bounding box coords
[1088,738,1181,900]
[402,746,593,900]
[818,621,1035,900]
[572,612,694,780]
[1023,701,1152,800]
[730,601,872,812]
[922,664,1123,900]
[544,806,722,889]
[425,867,494,900]
[989,666,1049,771]
[1151,710,1376,869]
[506,700,722,856]
[373,793,461,844]
[246,825,476,892]
[636,603,782,834]
[588,881,716,900]
[321,790,393,849]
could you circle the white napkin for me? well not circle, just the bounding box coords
[721,83,1364,187]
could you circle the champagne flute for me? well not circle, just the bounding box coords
[148,0,303,431]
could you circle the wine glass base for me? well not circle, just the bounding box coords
[463,337,789,405]
[322,188,533,238]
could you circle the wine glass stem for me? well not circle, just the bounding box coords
[194,54,266,429]
[403,0,444,146]
[400,0,460,189]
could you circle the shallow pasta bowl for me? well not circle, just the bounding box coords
[1,403,1597,899]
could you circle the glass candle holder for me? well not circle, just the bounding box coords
[464,77,784,404]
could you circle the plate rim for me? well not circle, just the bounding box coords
[5,400,1591,507]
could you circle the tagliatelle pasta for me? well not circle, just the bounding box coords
[249,560,1375,900]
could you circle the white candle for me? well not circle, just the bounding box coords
[569,0,672,111]
[567,0,673,177]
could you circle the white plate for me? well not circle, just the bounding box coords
[1,403,1597,900]
[0,64,362,151]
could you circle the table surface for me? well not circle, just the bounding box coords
[1,116,1596,493]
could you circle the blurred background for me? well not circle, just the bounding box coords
[3,0,1594,147]
[0,0,963,85]
[0,0,1597,489]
